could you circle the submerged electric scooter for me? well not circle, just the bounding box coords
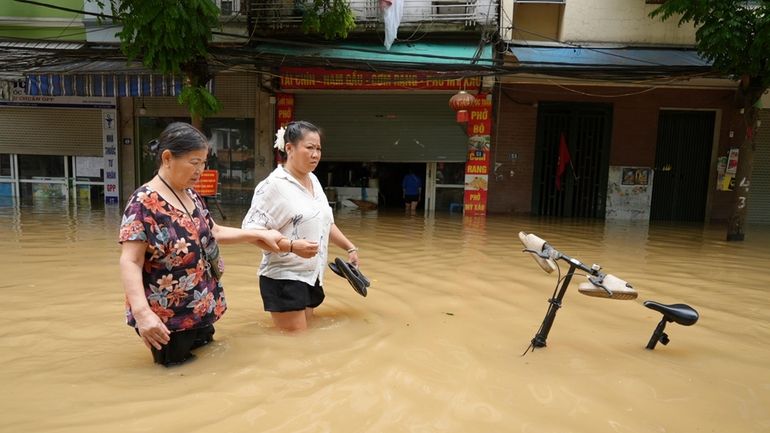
[518,231,699,352]
[518,231,638,352]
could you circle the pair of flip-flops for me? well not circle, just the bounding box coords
[328,257,370,297]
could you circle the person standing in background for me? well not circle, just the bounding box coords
[402,169,422,216]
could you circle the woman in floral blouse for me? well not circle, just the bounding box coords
[119,122,283,366]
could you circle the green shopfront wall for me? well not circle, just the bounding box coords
[293,94,468,162]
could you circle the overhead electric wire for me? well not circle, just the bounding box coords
[15,0,699,70]
[6,0,722,86]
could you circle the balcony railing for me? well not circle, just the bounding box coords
[247,0,497,29]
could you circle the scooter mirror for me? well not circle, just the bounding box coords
[578,274,638,300]
[518,231,557,274]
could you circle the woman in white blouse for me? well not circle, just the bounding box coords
[242,121,360,332]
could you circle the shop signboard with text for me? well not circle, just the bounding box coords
[280,67,481,91]
[463,95,492,216]
[193,170,219,197]
[275,93,295,164]
[103,109,119,204]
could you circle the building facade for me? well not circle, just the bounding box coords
[3,0,767,223]
[493,0,769,224]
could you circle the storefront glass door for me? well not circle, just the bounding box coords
[427,161,465,213]
[137,117,256,205]
[0,153,15,198]
[17,154,68,202]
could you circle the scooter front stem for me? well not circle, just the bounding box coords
[532,263,578,348]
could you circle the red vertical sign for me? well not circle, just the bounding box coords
[463,94,492,216]
[275,93,294,164]
[193,170,219,197]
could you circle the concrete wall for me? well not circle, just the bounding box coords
[0,0,84,40]
[501,0,697,45]
[561,0,696,45]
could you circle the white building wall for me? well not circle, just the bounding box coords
[561,0,697,45]
[501,0,698,45]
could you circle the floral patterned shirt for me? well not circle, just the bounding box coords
[119,185,226,332]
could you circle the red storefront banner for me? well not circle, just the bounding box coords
[280,67,481,90]
[193,170,219,197]
[463,94,492,216]
[275,93,294,164]
[276,92,294,129]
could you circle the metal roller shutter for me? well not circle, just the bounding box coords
[294,94,467,162]
[0,107,103,156]
[748,109,770,224]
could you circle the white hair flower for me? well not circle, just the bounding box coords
[274,127,286,152]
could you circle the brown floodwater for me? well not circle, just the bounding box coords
[1,200,769,433]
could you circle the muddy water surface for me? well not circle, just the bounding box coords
[1,201,769,433]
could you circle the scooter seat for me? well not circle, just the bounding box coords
[644,301,699,326]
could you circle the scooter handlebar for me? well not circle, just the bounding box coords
[577,273,638,301]
[518,231,557,274]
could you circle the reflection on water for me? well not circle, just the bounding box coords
[1,201,769,433]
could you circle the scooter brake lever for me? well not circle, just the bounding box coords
[588,274,614,296]
[522,247,550,259]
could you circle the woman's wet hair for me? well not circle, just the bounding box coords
[148,122,208,167]
[281,120,321,154]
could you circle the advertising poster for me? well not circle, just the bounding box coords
[193,170,219,197]
[718,149,740,191]
[463,94,492,216]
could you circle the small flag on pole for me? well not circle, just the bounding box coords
[555,132,571,191]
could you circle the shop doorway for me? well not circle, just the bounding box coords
[0,153,17,198]
[315,161,425,211]
[136,117,256,205]
[5,154,105,205]
[650,110,715,222]
[314,161,465,213]
[532,103,612,218]
[380,163,426,211]
[429,161,465,213]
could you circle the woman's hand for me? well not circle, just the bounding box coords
[133,309,170,350]
[291,239,319,259]
[121,241,169,350]
[329,224,358,266]
[348,250,360,267]
[252,229,283,252]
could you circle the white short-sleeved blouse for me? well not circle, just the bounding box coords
[242,165,334,286]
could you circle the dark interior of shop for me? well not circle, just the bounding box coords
[315,161,426,210]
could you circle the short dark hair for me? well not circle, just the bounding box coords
[149,122,208,167]
[278,120,321,156]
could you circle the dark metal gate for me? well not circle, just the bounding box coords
[532,103,612,218]
[650,110,715,222]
